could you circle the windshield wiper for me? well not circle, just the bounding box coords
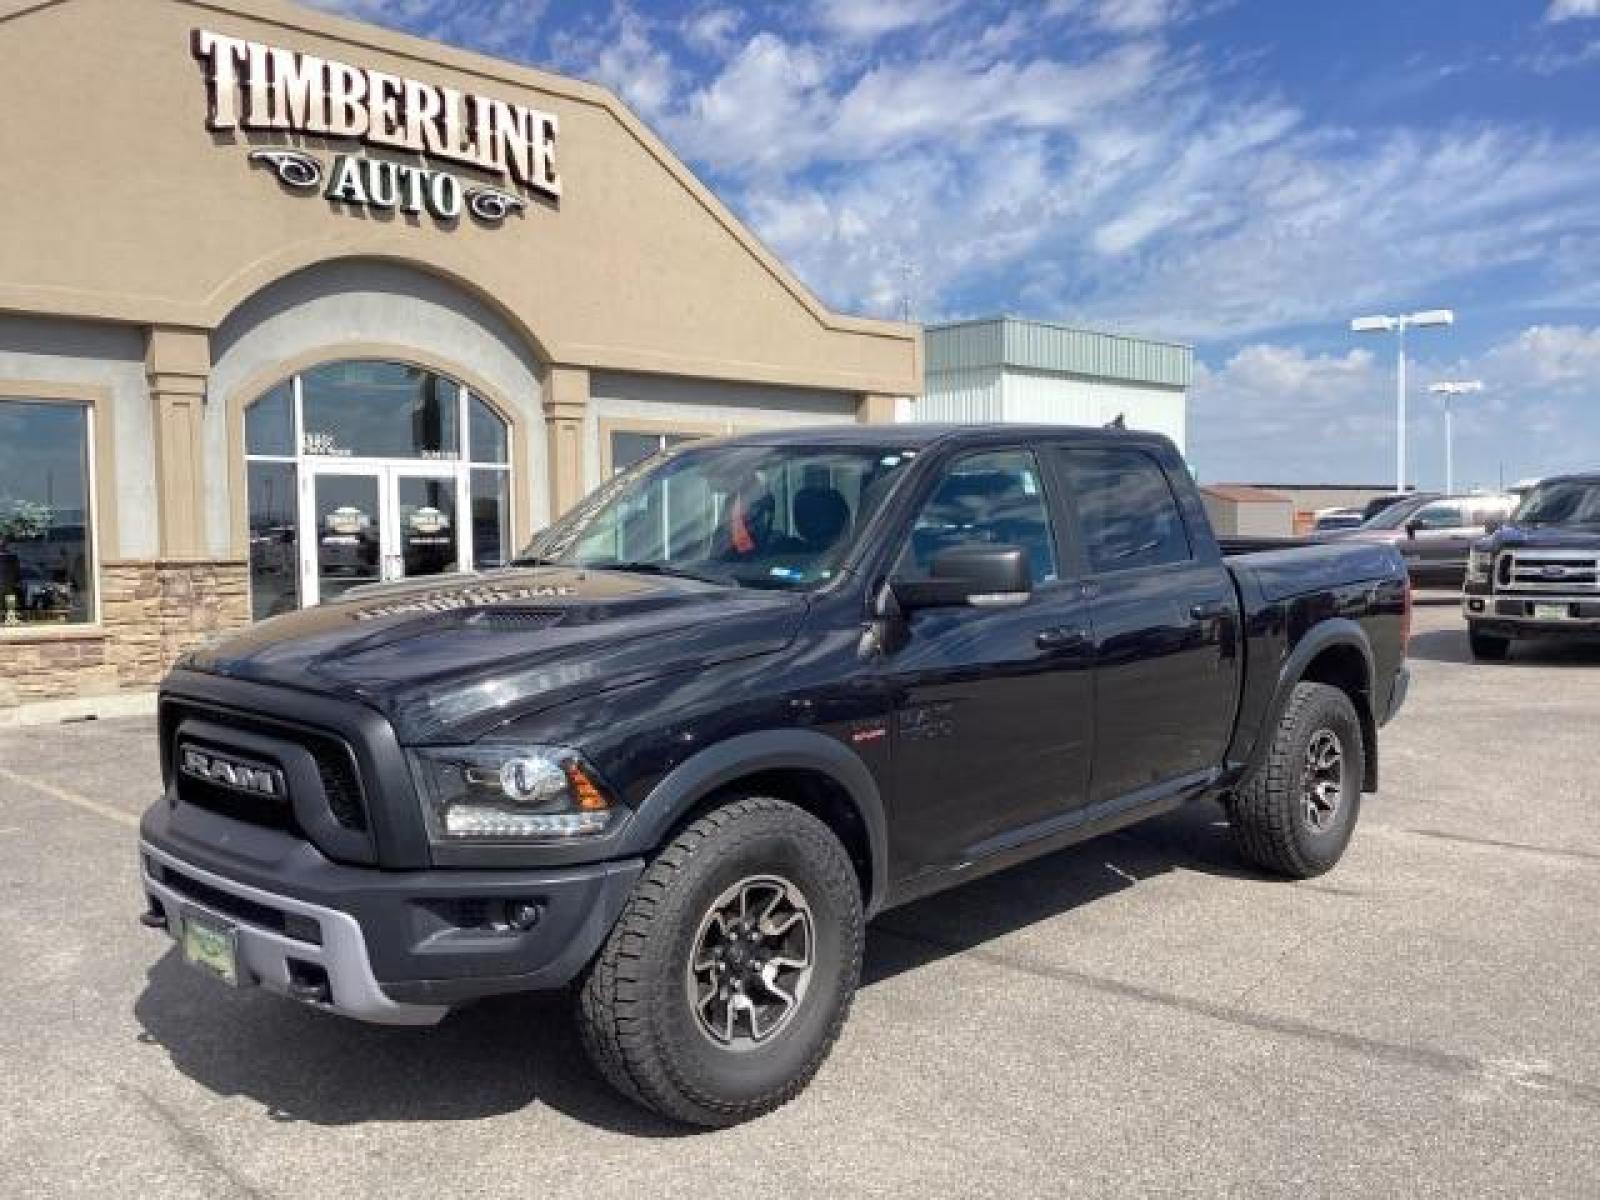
[589,560,735,587]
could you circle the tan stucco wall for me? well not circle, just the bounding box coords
[0,0,920,397]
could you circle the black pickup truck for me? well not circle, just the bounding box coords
[138,425,1409,1125]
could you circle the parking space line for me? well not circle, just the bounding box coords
[0,765,140,830]
[1400,826,1600,866]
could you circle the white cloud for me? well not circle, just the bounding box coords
[1193,328,1600,487]
[1547,0,1600,21]
[683,7,743,54]
[814,0,962,40]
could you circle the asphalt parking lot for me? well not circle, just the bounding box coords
[2,596,1598,1198]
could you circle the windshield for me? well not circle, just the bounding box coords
[514,442,917,589]
[1511,480,1600,527]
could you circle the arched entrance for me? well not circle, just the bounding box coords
[244,359,512,619]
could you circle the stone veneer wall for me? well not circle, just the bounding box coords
[1,560,248,708]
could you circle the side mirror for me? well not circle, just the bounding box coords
[1483,517,1503,534]
[890,544,1032,611]
[1404,519,1422,538]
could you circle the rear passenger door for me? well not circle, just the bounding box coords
[1050,444,1240,807]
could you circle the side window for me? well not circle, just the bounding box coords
[894,450,1059,585]
[1412,502,1462,530]
[1057,446,1192,574]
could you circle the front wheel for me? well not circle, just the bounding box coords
[576,797,864,1127]
[1227,682,1365,879]
[1468,624,1511,661]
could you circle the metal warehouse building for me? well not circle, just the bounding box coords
[915,317,1193,454]
[0,0,919,711]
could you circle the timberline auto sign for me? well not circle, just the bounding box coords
[193,29,561,227]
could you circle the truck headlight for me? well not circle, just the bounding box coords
[409,745,615,841]
[1468,549,1492,582]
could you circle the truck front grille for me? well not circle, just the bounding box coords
[160,702,371,836]
[1497,550,1600,593]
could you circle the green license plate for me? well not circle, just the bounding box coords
[1534,603,1570,621]
[181,910,240,987]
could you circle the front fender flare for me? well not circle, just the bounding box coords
[617,730,890,917]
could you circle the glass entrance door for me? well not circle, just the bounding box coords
[303,465,465,605]
[391,468,461,584]
[310,470,383,605]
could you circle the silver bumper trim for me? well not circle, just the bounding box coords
[1464,595,1600,623]
[140,840,448,1027]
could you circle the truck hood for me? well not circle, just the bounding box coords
[1474,524,1600,553]
[177,568,807,743]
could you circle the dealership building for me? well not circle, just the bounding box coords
[0,0,919,710]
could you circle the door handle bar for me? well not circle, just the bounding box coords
[1189,600,1233,622]
[1035,627,1089,652]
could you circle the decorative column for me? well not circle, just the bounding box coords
[144,326,210,558]
[856,393,898,424]
[543,365,590,519]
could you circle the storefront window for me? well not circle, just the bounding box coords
[609,429,703,476]
[247,461,298,620]
[244,361,512,615]
[471,469,510,568]
[0,399,95,627]
[299,361,460,460]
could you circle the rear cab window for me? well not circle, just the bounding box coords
[1052,445,1193,574]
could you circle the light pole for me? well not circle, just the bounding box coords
[1350,309,1454,494]
[1428,379,1483,495]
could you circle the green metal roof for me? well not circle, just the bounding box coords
[925,317,1193,388]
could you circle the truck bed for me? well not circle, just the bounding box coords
[1223,538,1404,604]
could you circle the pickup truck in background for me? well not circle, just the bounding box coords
[1463,472,1600,659]
[138,425,1410,1126]
[1323,492,1517,585]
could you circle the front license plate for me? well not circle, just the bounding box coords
[1534,603,1570,621]
[181,910,241,987]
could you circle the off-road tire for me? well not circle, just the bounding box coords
[1227,681,1364,879]
[1468,625,1511,661]
[576,797,864,1127]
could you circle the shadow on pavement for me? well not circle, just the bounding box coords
[134,801,1256,1132]
[1407,627,1600,667]
[134,956,690,1136]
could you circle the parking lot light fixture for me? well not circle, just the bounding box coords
[1429,379,1484,495]
[1351,309,1456,494]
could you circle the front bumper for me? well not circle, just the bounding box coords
[1463,592,1600,638]
[139,803,643,1024]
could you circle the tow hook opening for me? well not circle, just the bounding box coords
[139,896,168,930]
[286,958,332,1005]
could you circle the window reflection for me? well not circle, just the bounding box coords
[471,470,510,568]
[0,399,94,626]
[300,362,460,460]
[247,461,298,620]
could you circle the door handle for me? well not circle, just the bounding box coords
[1189,600,1233,622]
[1035,626,1088,652]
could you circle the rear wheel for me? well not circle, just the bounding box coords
[1228,682,1364,879]
[576,797,863,1127]
[1469,624,1511,661]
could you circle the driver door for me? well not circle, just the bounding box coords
[880,448,1094,883]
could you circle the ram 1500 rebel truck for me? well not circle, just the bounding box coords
[1463,472,1600,659]
[138,426,1410,1126]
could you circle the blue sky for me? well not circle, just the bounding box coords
[311,0,1600,489]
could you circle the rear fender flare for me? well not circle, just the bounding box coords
[621,730,890,917]
[1246,620,1378,791]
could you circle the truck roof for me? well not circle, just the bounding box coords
[713,423,1175,451]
